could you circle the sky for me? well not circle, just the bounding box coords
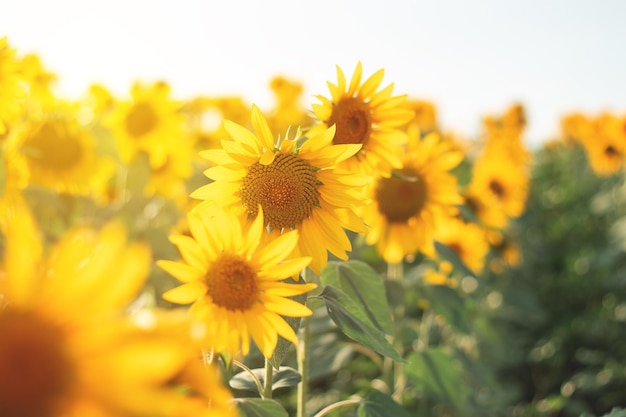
[2,0,625,148]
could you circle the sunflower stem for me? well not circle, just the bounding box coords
[312,398,361,417]
[386,261,406,402]
[232,359,265,399]
[297,314,310,417]
[263,357,274,399]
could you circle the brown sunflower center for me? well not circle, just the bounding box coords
[605,145,620,158]
[206,254,259,311]
[25,121,83,171]
[488,180,505,199]
[125,101,158,137]
[240,153,320,231]
[0,308,74,417]
[376,168,427,223]
[328,97,372,145]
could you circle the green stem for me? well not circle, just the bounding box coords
[312,398,361,417]
[232,359,265,399]
[263,357,274,399]
[297,315,310,417]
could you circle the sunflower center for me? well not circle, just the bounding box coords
[488,180,505,199]
[25,121,83,171]
[206,254,260,311]
[328,97,372,145]
[240,153,320,231]
[125,101,158,137]
[376,168,427,223]
[605,145,620,158]
[0,308,74,417]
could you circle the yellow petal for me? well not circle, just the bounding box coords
[251,104,275,151]
[162,282,207,304]
[157,260,204,283]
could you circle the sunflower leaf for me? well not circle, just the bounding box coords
[235,398,289,417]
[229,366,302,394]
[405,348,469,411]
[358,389,413,417]
[320,285,404,362]
[321,260,394,334]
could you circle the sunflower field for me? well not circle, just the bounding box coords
[2,35,626,417]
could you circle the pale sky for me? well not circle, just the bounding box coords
[3,0,625,147]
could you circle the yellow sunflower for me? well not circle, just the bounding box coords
[311,61,414,177]
[0,194,236,417]
[581,113,625,176]
[4,108,114,196]
[361,131,464,263]
[465,147,529,223]
[265,75,313,136]
[158,206,317,359]
[106,81,187,168]
[183,96,251,151]
[191,104,368,274]
[0,37,26,134]
[18,52,57,104]
[433,216,490,275]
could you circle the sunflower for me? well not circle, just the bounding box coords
[106,81,187,168]
[0,37,26,134]
[464,146,529,224]
[361,131,464,263]
[0,194,236,417]
[580,113,625,176]
[265,75,313,136]
[191,104,368,274]
[158,206,317,359]
[4,108,114,196]
[18,53,57,104]
[183,96,251,151]
[433,216,490,275]
[311,61,414,177]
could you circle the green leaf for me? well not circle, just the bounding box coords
[235,398,289,417]
[434,241,477,278]
[320,285,404,362]
[405,348,469,410]
[358,390,413,417]
[421,285,471,333]
[321,260,394,334]
[229,366,301,394]
[268,276,309,369]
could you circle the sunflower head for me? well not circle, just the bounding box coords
[159,206,316,358]
[312,61,414,176]
[192,104,368,274]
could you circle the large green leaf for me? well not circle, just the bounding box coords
[320,285,403,362]
[358,389,413,417]
[321,260,394,334]
[405,348,469,410]
[229,366,301,394]
[235,398,289,417]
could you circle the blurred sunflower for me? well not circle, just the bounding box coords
[361,132,464,263]
[582,113,625,176]
[145,143,195,206]
[265,75,312,135]
[4,109,114,196]
[311,61,413,177]
[158,206,316,359]
[465,148,529,223]
[183,96,250,151]
[192,104,368,274]
[0,37,26,134]
[106,81,186,168]
[0,195,236,417]
[433,216,490,275]
[18,53,57,104]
